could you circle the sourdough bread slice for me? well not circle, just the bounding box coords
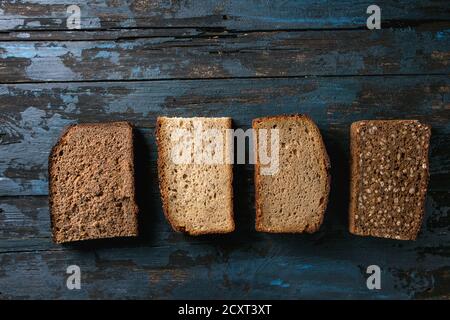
[349,120,431,240]
[156,117,234,235]
[49,122,138,243]
[253,114,331,233]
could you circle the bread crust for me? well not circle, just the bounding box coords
[48,123,76,243]
[48,121,139,243]
[348,121,360,236]
[253,114,331,233]
[156,117,235,235]
[348,120,431,240]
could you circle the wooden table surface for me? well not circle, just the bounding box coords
[0,0,449,299]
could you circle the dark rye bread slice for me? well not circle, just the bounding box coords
[253,115,331,233]
[49,122,138,243]
[349,120,431,240]
[156,117,234,235]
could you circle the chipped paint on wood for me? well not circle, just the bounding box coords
[1,77,449,196]
[0,190,448,299]
[0,28,449,82]
[0,0,449,31]
[0,0,449,300]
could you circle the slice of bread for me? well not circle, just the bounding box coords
[349,120,431,240]
[156,117,234,235]
[49,122,138,243]
[253,114,331,233]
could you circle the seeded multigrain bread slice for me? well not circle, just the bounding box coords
[49,122,138,243]
[349,120,431,240]
[156,117,234,235]
[253,115,331,233]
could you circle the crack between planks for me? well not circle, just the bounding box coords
[0,19,449,41]
[0,73,449,86]
[0,248,63,255]
[0,241,228,255]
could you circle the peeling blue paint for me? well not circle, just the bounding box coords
[118,41,145,50]
[297,264,313,271]
[270,279,290,288]
[131,66,161,78]
[60,94,80,113]
[222,59,254,77]
[0,15,24,30]
[0,86,10,95]
[0,45,37,59]
[26,21,41,28]
[26,57,79,81]
[94,43,116,50]
[238,15,363,26]
[94,51,120,64]
[16,32,31,39]
[60,94,78,105]
[131,66,142,77]
[436,30,450,41]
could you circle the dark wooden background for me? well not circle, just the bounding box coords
[0,0,449,299]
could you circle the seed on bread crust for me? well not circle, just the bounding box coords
[349,120,431,241]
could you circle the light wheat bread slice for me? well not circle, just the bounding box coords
[349,120,431,240]
[253,114,331,233]
[49,122,138,243]
[156,117,234,235]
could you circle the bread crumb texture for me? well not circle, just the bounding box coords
[349,120,431,240]
[49,122,138,243]
[156,117,234,235]
[253,115,330,233]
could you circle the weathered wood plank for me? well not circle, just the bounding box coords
[1,191,449,251]
[0,0,448,302]
[0,191,448,299]
[0,28,202,41]
[0,0,449,31]
[1,76,449,196]
[1,27,449,82]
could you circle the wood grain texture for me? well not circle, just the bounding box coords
[0,190,449,299]
[0,0,449,300]
[1,77,449,197]
[0,28,202,41]
[0,0,449,31]
[0,27,449,82]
